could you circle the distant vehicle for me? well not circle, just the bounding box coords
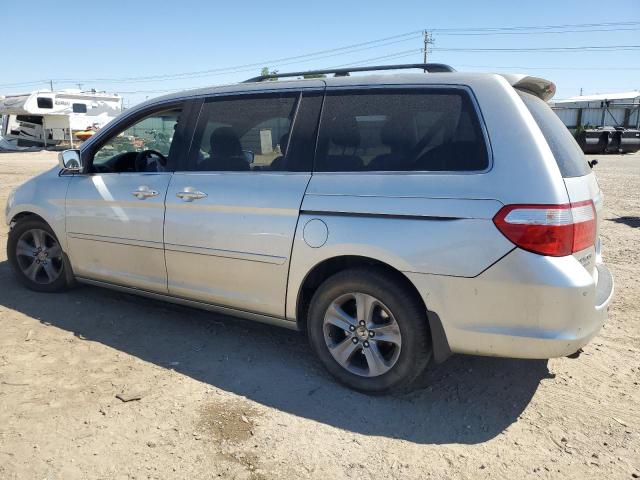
[0,89,122,148]
[5,64,614,393]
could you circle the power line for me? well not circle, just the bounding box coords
[59,32,423,84]
[0,31,422,88]
[82,36,423,84]
[455,63,640,70]
[430,21,640,32]
[19,43,640,89]
[331,49,423,68]
[3,21,640,89]
[117,88,183,95]
[0,80,50,88]
[113,48,640,97]
[432,45,640,52]
[34,47,640,95]
[435,26,640,36]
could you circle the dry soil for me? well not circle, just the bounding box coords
[0,150,638,479]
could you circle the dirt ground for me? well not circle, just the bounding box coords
[0,150,638,480]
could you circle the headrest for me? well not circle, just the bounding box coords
[380,119,413,149]
[209,127,242,157]
[325,115,360,148]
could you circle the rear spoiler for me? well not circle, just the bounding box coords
[499,74,556,101]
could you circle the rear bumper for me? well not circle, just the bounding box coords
[405,249,614,359]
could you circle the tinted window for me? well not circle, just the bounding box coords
[72,103,88,113]
[315,89,488,172]
[37,97,53,109]
[518,91,590,178]
[188,94,299,172]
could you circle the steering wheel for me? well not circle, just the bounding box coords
[135,149,167,172]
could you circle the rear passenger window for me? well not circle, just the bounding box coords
[188,93,300,172]
[315,89,489,172]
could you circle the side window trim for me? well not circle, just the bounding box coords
[314,85,493,175]
[173,98,203,172]
[285,89,325,173]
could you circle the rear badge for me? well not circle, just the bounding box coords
[578,252,594,268]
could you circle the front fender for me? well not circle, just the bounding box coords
[6,167,70,250]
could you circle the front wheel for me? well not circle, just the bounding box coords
[307,268,432,394]
[7,218,74,292]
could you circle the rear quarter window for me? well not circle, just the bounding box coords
[314,89,489,172]
[518,90,590,178]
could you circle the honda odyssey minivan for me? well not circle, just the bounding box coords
[5,64,614,393]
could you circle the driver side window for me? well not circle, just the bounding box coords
[91,108,182,173]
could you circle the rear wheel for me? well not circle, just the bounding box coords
[7,218,73,292]
[307,268,431,394]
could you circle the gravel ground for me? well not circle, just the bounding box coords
[0,150,638,480]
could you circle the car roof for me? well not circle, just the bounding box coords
[140,72,491,103]
[134,71,555,111]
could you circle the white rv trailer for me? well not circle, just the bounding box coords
[0,89,122,148]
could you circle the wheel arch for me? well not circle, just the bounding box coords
[8,210,65,245]
[6,210,75,290]
[9,210,48,226]
[293,254,451,362]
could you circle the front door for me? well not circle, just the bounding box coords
[164,89,323,317]
[66,104,186,292]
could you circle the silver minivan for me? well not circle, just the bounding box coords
[5,64,614,393]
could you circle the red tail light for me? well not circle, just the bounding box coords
[493,200,596,257]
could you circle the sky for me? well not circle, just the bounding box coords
[1,0,639,106]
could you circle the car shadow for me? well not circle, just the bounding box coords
[608,216,640,228]
[0,260,550,445]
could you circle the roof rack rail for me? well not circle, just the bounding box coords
[243,63,455,83]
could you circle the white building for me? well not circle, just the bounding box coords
[551,90,640,130]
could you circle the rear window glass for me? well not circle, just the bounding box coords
[518,90,590,178]
[314,89,489,172]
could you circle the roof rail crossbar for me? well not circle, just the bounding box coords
[244,63,455,83]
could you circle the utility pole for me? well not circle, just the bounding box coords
[423,30,434,71]
[77,83,83,91]
[49,79,54,91]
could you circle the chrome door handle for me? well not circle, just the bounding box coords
[131,186,159,199]
[176,188,207,202]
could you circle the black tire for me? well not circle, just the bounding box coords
[7,218,74,293]
[307,267,432,394]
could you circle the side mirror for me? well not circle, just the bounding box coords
[588,159,598,169]
[243,150,255,164]
[58,149,82,172]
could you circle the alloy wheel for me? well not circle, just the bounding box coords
[15,228,64,284]
[323,292,402,377]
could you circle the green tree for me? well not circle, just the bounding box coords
[261,67,278,81]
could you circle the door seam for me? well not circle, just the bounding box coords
[162,174,173,293]
[283,85,326,322]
